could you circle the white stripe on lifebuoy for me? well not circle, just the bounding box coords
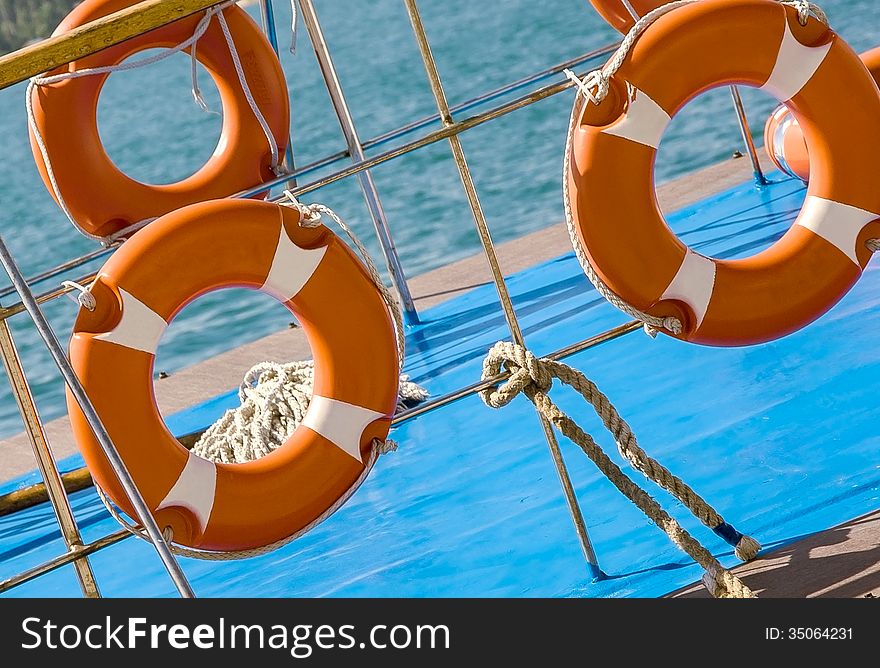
[659,250,717,330]
[261,225,328,302]
[155,452,217,535]
[760,19,832,101]
[94,286,167,354]
[301,395,386,464]
[602,85,670,149]
[797,195,880,266]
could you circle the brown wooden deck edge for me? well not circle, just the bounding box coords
[667,509,880,599]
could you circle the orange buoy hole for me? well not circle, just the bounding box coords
[96,50,224,187]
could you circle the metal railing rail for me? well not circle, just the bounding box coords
[0,44,618,308]
[0,0,766,597]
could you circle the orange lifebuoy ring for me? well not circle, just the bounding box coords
[567,0,880,346]
[764,46,880,181]
[67,199,400,551]
[587,0,665,33]
[29,0,290,240]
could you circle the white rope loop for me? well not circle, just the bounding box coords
[189,29,218,115]
[61,280,96,311]
[563,69,608,106]
[288,0,299,54]
[214,7,281,174]
[562,0,829,337]
[27,1,283,237]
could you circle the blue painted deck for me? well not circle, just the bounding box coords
[3,172,880,598]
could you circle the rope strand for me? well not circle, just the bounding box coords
[215,7,281,173]
[480,342,757,597]
[61,280,96,312]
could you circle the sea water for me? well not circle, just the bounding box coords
[0,0,873,437]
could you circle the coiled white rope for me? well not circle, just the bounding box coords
[192,361,427,464]
[561,0,829,336]
[26,1,282,241]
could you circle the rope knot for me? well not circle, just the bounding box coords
[793,0,812,24]
[784,0,828,26]
[281,191,324,228]
[479,342,553,409]
[373,438,398,456]
[564,68,610,105]
[61,280,96,311]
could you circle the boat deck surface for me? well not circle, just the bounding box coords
[2,156,879,598]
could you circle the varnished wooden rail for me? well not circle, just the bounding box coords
[0,468,92,517]
[0,0,224,90]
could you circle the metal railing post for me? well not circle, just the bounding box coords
[297,0,420,326]
[0,320,100,598]
[402,0,604,581]
[258,0,298,188]
[729,85,768,185]
[0,236,196,599]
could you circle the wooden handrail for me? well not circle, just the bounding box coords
[0,0,224,90]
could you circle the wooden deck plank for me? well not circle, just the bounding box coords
[669,510,880,599]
